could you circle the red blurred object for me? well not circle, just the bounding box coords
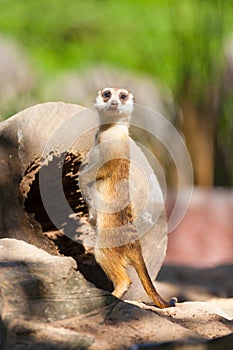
[165,187,233,268]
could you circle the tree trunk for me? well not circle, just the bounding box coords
[181,98,215,187]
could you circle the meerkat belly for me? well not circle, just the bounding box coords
[96,208,138,248]
[95,158,130,212]
[95,241,140,262]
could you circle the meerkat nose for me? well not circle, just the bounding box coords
[111,100,118,106]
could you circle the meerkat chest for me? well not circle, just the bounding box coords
[95,125,131,200]
[96,127,130,164]
[95,158,130,203]
[97,124,129,143]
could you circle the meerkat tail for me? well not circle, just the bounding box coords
[128,243,170,309]
[133,258,170,308]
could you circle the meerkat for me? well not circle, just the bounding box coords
[79,87,175,308]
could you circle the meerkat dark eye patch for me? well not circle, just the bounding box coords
[119,92,128,101]
[102,90,111,100]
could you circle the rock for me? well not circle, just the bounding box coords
[156,301,232,335]
[130,333,233,350]
[0,102,86,252]
[0,238,114,320]
[0,238,110,349]
[6,321,94,350]
[1,238,232,350]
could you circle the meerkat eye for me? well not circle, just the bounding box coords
[102,90,111,99]
[119,92,128,101]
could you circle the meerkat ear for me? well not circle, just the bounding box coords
[126,88,135,102]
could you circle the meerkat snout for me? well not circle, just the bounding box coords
[111,100,118,106]
[110,99,119,111]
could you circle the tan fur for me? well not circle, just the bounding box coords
[89,88,172,308]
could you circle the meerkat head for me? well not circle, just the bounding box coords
[95,87,134,121]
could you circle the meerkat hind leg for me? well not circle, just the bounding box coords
[111,268,132,299]
[95,248,132,299]
[105,263,132,299]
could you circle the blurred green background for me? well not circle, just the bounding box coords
[0,0,232,187]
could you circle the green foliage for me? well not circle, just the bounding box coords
[0,0,232,87]
[170,1,225,100]
[0,0,232,183]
